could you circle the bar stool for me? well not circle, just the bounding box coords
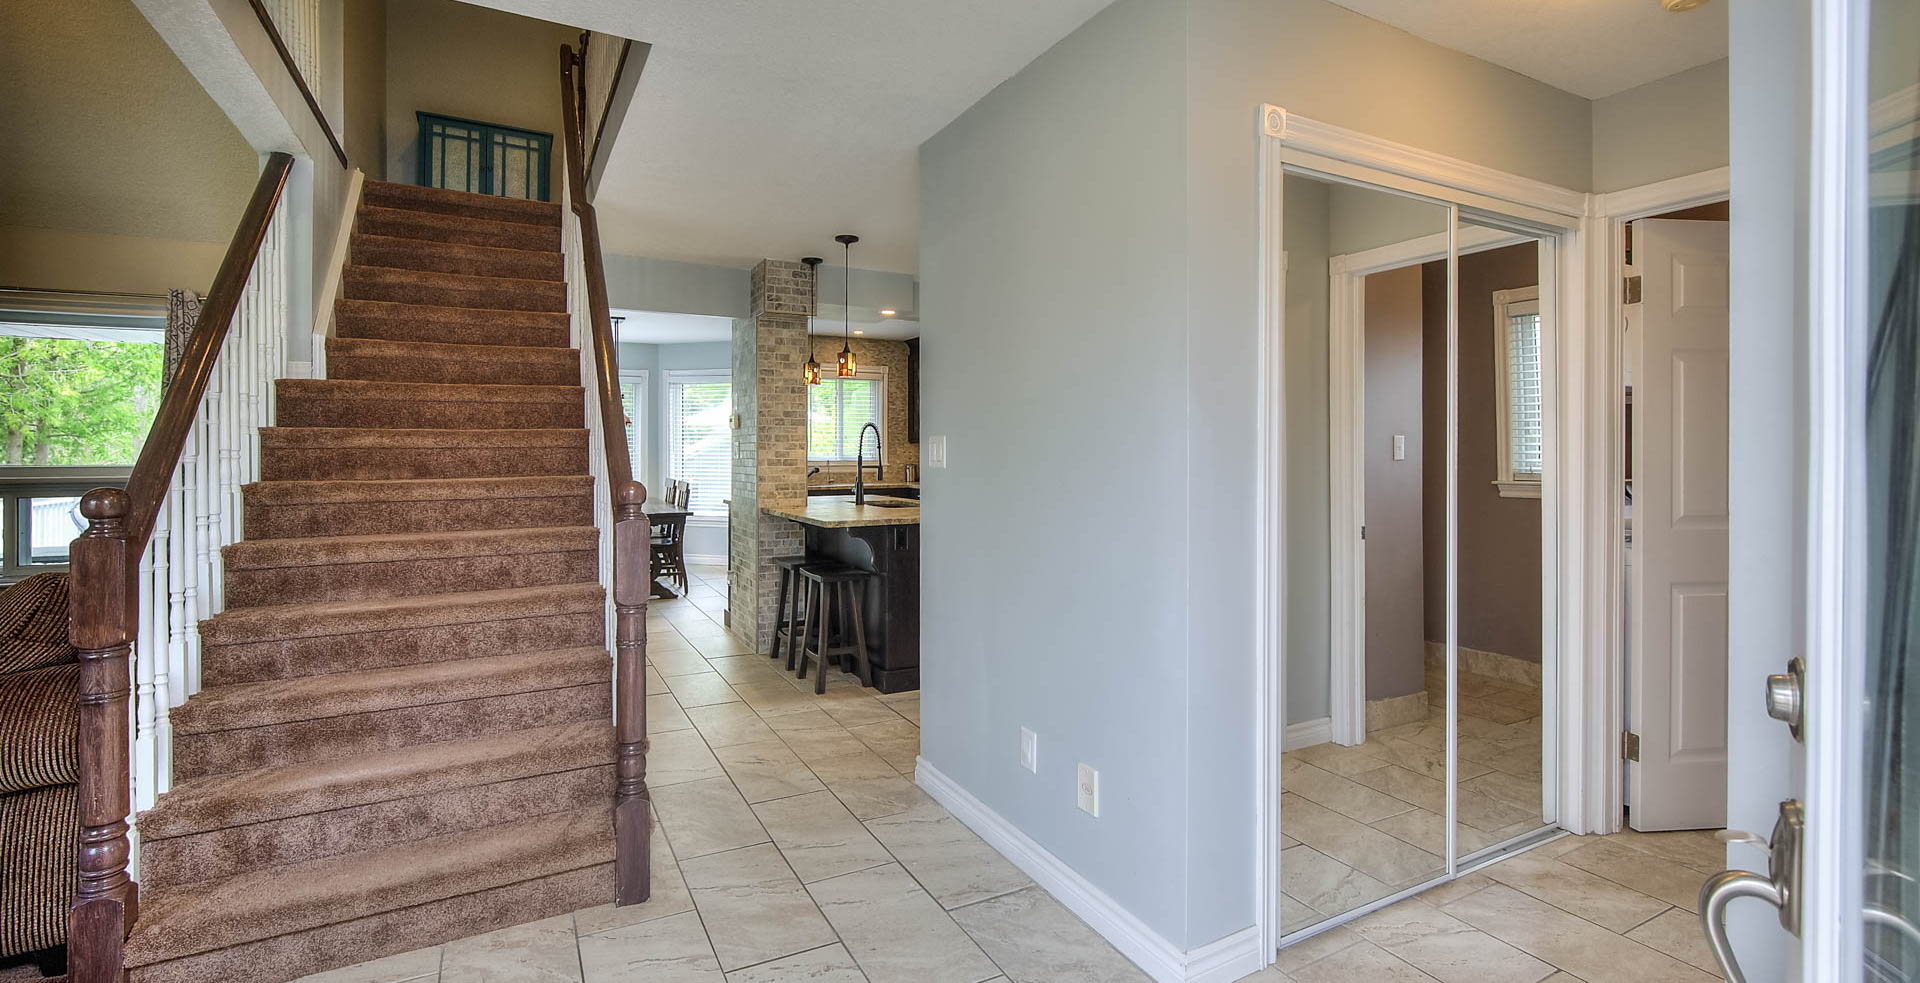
[770,555,821,669]
[796,565,876,693]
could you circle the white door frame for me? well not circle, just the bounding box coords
[1255,105,1593,959]
[1326,224,1535,747]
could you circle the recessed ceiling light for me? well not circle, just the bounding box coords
[853,330,865,335]
[879,308,898,317]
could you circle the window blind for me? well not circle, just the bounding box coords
[1506,311,1543,478]
[619,376,644,470]
[666,374,731,516]
[808,373,885,461]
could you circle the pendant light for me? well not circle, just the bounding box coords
[801,256,823,385]
[835,234,859,377]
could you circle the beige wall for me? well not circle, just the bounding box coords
[343,0,389,178]
[1591,58,1729,193]
[807,337,920,486]
[384,0,578,198]
[0,0,258,291]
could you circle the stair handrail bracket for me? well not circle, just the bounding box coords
[66,151,295,983]
[559,41,652,907]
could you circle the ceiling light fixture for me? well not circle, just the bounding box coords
[835,234,860,377]
[801,257,823,385]
[879,308,898,317]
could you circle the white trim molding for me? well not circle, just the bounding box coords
[915,759,1266,983]
[310,166,363,380]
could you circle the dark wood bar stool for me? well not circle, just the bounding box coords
[796,565,876,693]
[770,555,823,668]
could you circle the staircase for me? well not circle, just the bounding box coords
[122,181,617,983]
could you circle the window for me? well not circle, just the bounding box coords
[665,371,730,517]
[808,370,886,462]
[1492,286,1543,499]
[417,112,553,202]
[619,369,647,477]
[0,290,165,579]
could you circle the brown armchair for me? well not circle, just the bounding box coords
[0,572,80,975]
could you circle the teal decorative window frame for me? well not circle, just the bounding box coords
[415,111,553,202]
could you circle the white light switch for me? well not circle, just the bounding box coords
[927,435,948,469]
[1076,763,1099,817]
[1020,728,1038,773]
[1392,434,1406,461]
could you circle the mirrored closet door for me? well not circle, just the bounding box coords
[1276,170,1561,941]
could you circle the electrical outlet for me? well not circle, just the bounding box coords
[1076,763,1099,817]
[1020,728,1038,773]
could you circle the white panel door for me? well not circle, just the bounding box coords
[1630,219,1732,831]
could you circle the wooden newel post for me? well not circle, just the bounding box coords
[68,487,138,983]
[612,479,652,905]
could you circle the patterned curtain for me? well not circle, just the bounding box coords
[164,289,201,394]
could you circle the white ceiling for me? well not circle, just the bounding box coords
[1322,0,1726,99]
[485,0,1117,274]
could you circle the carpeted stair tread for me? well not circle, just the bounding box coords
[225,524,596,571]
[172,646,609,735]
[141,719,613,840]
[242,474,592,507]
[334,298,571,349]
[361,179,561,228]
[277,377,583,407]
[199,581,603,646]
[343,264,566,313]
[260,426,587,450]
[276,378,585,430]
[324,336,580,386]
[355,205,562,252]
[124,807,608,969]
[351,233,563,282]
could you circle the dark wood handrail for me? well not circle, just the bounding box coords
[560,42,652,908]
[124,152,296,554]
[244,1,348,167]
[65,150,294,983]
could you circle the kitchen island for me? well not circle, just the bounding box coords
[761,495,920,692]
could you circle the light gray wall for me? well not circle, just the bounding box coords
[1363,265,1428,701]
[1282,174,1332,729]
[919,0,1191,945]
[605,255,749,319]
[1591,59,1729,194]
[1722,3,1802,977]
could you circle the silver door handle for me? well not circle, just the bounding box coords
[1699,800,1803,983]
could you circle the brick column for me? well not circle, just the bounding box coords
[727,260,812,650]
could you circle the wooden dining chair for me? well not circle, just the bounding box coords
[650,513,689,593]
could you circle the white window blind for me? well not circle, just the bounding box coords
[808,371,885,462]
[618,370,646,474]
[1505,308,1543,478]
[666,372,730,516]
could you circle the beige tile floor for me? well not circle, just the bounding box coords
[1279,668,1552,934]
[291,565,1725,983]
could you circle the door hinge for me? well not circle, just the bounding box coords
[1622,731,1641,761]
[1360,525,1367,540]
[1623,275,1643,305]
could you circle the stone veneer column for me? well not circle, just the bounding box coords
[727,260,812,650]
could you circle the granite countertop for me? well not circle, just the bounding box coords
[806,481,921,492]
[762,495,921,528]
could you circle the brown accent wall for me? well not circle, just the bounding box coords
[1363,266,1429,701]
[806,337,920,485]
[1421,243,1544,662]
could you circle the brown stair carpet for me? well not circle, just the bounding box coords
[126,179,616,983]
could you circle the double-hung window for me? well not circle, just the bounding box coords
[1,290,167,580]
[665,370,731,517]
[619,369,647,477]
[807,370,887,463]
[1492,286,1543,499]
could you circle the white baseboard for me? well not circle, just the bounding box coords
[684,553,726,565]
[1283,717,1332,751]
[915,758,1267,983]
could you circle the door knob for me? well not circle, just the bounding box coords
[1700,800,1803,983]
[1764,657,1805,741]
